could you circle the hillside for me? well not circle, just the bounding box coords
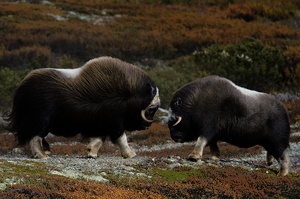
[0,0,300,108]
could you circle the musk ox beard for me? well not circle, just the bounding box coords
[168,75,290,176]
[5,56,160,159]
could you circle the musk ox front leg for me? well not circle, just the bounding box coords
[87,137,106,158]
[42,138,51,155]
[114,133,136,158]
[29,136,49,158]
[188,136,208,162]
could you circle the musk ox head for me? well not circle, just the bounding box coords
[168,97,198,143]
[168,75,235,143]
[168,81,203,143]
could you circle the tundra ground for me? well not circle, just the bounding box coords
[0,123,300,198]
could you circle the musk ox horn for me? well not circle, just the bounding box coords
[173,116,182,126]
[141,110,153,123]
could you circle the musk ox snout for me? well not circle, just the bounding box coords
[170,130,186,143]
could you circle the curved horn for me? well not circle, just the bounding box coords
[173,116,182,126]
[141,110,153,123]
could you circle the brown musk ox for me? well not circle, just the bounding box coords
[168,75,290,176]
[5,56,160,159]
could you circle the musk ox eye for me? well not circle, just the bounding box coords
[151,85,157,97]
[173,98,182,108]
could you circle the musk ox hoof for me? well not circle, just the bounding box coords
[211,156,220,161]
[187,157,198,162]
[267,157,275,166]
[277,170,288,177]
[187,152,201,162]
[121,150,136,159]
[87,154,98,159]
[32,153,49,159]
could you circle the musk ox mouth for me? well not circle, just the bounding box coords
[170,131,186,143]
[171,136,185,143]
[173,138,185,143]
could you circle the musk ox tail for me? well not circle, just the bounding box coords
[0,115,8,132]
[0,108,12,132]
[1,108,28,145]
[2,114,12,132]
[2,108,16,133]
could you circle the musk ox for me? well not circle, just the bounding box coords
[168,76,290,176]
[5,56,160,159]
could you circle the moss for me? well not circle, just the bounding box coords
[149,167,205,182]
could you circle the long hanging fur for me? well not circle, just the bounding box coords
[5,57,159,144]
[168,75,290,176]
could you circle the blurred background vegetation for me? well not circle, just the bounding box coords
[0,0,300,109]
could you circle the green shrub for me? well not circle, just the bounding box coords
[0,67,28,108]
[0,45,51,70]
[194,38,284,91]
[147,56,208,108]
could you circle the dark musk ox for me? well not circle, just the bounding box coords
[5,56,160,159]
[168,76,290,176]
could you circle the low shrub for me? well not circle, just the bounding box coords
[0,67,28,107]
[0,45,51,70]
[194,37,285,91]
[147,56,209,107]
[283,45,300,88]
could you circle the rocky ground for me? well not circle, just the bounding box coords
[1,136,300,188]
[1,117,299,197]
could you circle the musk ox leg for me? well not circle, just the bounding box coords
[87,137,105,158]
[115,133,136,158]
[209,141,220,161]
[29,136,48,158]
[42,138,51,155]
[267,151,275,166]
[277,149,290,176]
[188,136,207,162]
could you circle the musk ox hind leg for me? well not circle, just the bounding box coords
[29,136,49,158]
[114,133,136,158]
[42,138,51,155]
[188,136,208,162]
[87,137,106,158]
[209,141,220,161]
[267,151,275,166]
[265,146,290,176]
[277,149,290,176]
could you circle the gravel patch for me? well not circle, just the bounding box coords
[0,132,299,190]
